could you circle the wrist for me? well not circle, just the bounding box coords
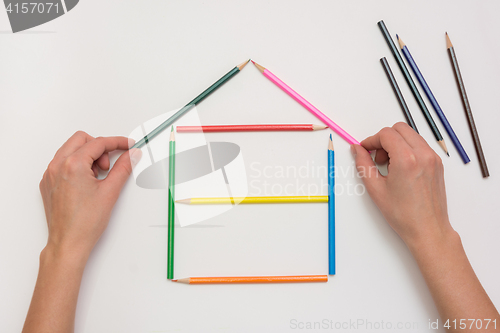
[41,242,90,271]
[406,225,461,261]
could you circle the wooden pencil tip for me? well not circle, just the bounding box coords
[252,61,266,73]
[171,279,178,282]
[251,60,255,64]
[397,35,405,49]
[445,32,453,49]
[312,125,328,131]
[396,34,399,40]
[237,59,250,70]
[438,140,449,156]
[175,198,191,204]
[328,135,334,151]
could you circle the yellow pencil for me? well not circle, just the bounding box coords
[176,196,328,205]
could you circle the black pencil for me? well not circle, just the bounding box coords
[446,33,489,177]
[380,57,418,133]
[377,20,448,156]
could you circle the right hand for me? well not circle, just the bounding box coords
[350,122,454,247]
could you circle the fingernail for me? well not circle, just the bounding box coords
[130,149,142,167]
[128,138,136,149]
[350,144,357,158]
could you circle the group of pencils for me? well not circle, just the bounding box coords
[378,20,489,178]
[139,59,354,284]
[134,25,489,284]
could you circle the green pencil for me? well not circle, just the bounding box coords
[167,127,176,279]
[131,60,250,149]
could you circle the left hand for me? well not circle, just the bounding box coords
[39,131,142,259]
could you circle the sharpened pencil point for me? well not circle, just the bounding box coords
[251,60,255,64]
[437,140,449,156]
[312,125,328,131]
[251,61,266,73]
[330,134,332,140]
[237,59,250,70]
[175,198,191,204]
[397,35,405,49]
[396,34,399,40]
[171,279,178,282]
[445,32,453,49]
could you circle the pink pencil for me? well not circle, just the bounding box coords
[251,61,360,146]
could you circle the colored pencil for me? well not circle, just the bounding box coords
[328,135,335,275]
[176,124,327,132]
[131,60,250,149]
[397,35,470,164]
[446,33,489,177]
[176,196,328,204]
[172,275,328,284]
[380,57,419,133]
[167,127,175,279]
[378,21,448,155]
[251,61,360,146]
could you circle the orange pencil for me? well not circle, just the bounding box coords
[172,275,328,284]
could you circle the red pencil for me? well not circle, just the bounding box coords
[177,124,327,132]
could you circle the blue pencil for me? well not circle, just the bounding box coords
[397,35,470,164]
[328,134,335,275]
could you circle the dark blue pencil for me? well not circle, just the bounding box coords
[328,135,335,275]
[397,35,470,164]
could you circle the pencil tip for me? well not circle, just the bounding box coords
[171,126,174,132]
[251,60,255,64]
[445,32,453,48]
[396,34,399,40]
[447,152,450,157]
[252,61,266,73]
[176,198,190,204]
[171,279,177,282]
[237,59,250,70]
[330,133,332,140]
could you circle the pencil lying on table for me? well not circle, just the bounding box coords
[167,127,175,280]
[380,57,418,133]
[172,275,328,284]
[377,20,448,155]
[397,35,470,164]
[131,59,250,149]
[328,135,335,275]
[176,196,328,204]
[176,124,327,132]
[446,33,489,177]
[251,60,360,146]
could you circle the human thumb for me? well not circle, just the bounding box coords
[105,148,142,198]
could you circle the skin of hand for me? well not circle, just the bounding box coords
[23,131,142,333]
[351,122,451,247]
[351,122,499,331]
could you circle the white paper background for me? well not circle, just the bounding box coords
[1,1,499,332]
